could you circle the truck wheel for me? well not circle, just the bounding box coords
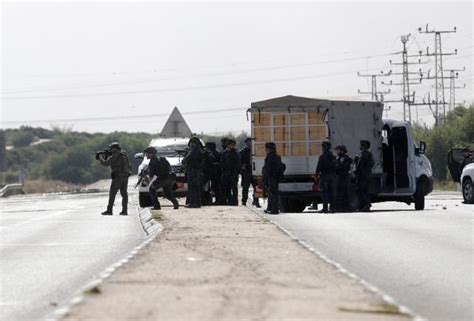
[139,192,153,208]
[462,178,474,204]
[414,181,425,210]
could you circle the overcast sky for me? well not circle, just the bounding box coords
[1,1,472,135]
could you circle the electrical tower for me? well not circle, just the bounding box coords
[357,71,391,101]
[443,67,466,111]
[419,25,457,124]
[381,34,427,123]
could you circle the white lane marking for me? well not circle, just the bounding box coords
[0,243,98,247]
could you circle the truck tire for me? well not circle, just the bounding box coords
[462,178,474,204]
[414,181,425,210]
[139,191,153,208]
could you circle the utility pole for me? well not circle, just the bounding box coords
[443,67,466,111]
[357,71,391,101]
[383,34,427,123]
[419,25,457,124]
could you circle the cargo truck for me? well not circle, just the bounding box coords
[249,95,433,212]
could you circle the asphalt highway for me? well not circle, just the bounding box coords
[262,192,473,321]
[0,192,146,321]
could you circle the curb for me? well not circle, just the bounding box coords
[248,203,427,321]
[44,198,161,321]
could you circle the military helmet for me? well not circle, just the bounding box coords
[265,142,276,150]
[335,145,348,153]
[188,136,202,147]
[360,140,371,148]
[205,142,216,149]
[144,147,157,155]
[109,142,121,150]
[321,140,331,149]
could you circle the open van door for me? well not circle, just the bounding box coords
[448,149,464,183]
[389,124,416,194]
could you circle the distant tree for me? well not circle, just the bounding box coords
[10,131,35,148]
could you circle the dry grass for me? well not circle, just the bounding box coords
[23,180,83,194]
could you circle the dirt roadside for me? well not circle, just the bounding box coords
[63,205,410,321]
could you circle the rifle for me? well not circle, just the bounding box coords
[135,168,149,189]
[94,149,112,160]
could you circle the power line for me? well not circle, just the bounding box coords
[1,67,386,101]
[2,52,398,95]
[0,107,245,125]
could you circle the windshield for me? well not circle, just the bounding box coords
[155,144,188,157]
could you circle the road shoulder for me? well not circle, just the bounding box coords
[63,205,410,321]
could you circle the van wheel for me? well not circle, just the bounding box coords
[462,178,474,204]
[139,192,153,208]
[414,181,425,210]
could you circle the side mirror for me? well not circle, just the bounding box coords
[417,141,426,155]
[134,152,144,160]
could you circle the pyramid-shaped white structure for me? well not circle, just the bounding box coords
[160,107,192,137]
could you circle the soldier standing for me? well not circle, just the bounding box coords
[220,139,241,205]
[240,138,260,207]
[97,142,132,215]
[355,140,374,212]
[263,142,284,214]
[334,145,352,211]
[315,141,336,213]
[184,137,204,208]
[205,142,222,205]
[145,147,179,210]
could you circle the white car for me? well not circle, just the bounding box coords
[461,163,474,204]
[135,137,189,207]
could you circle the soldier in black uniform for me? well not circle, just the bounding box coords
[263,142,284,215]
[315,141,336,213]
[240,138,260,207]
[459,148,472,173]
[183,137,204,208]
[220,139,241,205]
[97,142,132,215]
[355,140,374,212]
[334,145,352,211]
[202,143,218,205]
[145,147,179,210]
[204,142,222,205]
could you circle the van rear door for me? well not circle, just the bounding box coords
[389,123,416,194]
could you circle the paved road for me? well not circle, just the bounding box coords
[261,192,473,321]
[0,192,146,321]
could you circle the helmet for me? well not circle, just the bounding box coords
[205,142,216,149]
[265,142,276,151]
[109,142,121,150]
[227,139,236,146]
[321,140,331,149]
[360,140,371,149]
[188,136,202,147]
[244,137,252,143]
[144,147,157,155]
[335,145,348,153]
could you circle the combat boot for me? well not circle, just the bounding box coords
[101,210,113,215]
